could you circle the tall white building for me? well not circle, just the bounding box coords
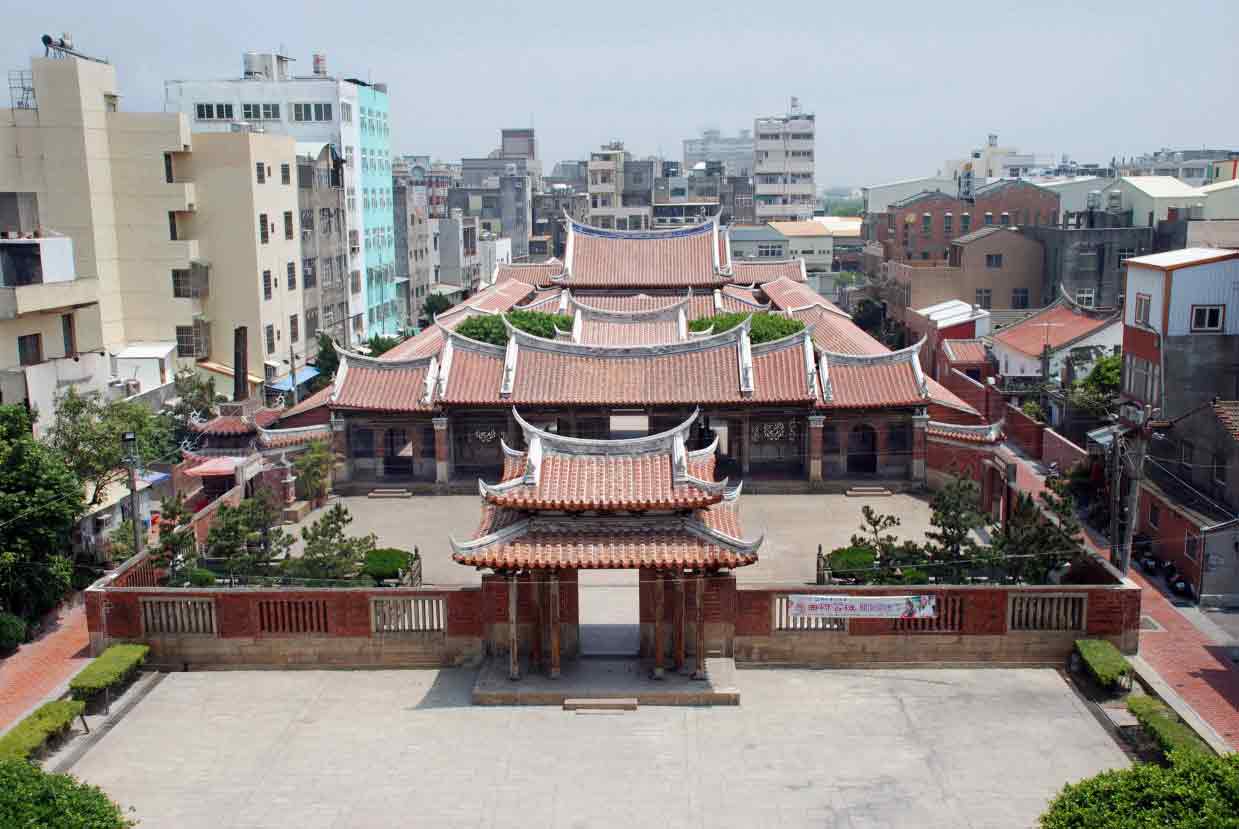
[165,51,395,344]
[683,128,754,178]
[753,101,816,222]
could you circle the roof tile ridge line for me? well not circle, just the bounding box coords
[513,292,561,311]
[562,211,575,277]
[821,335,928,366]
[435,338,455,398]
[670,431,728,496]
[255,421,333,438]
[336,339,436,370]
[787,299,850,319]
[682,513,763,555]
[677,306,688,341]
[687,434,720,459]
[750,319,819,355]
[499,336,519,397]
[927,418,1005,442]
[443,324,507,356]
[737,318,754,395]
[911,350,928,397]
[570,293,689,319]
[1055,283,1124,320]
[818,352,832,403]
[505,315,748,357]
[567,213,716,237]
[328,339,348,404]
[511,406,700,455]
[422,354,439,404]
[721,480,744,502]
[449,516,531,555]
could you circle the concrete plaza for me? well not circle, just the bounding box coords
[71,667,1126,828]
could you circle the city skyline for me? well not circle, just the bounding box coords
[1,0,1236,184]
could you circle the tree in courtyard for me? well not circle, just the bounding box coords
[422,294,454,321]
[149,493,196,578]
[1021,399,1047,422]
[293,440,333,504]
[291,504,376,581]
[47,387,177,508]
[853,505,901,553]
[0,405,82,621]
[313,332,340,383]
[167,369,220,449]
[204,491,291,579]
[993,479,1088,583]
[924,480,991,576]
[1068,353,1122,419]
[366,334,402,357]
[852,298,885,337]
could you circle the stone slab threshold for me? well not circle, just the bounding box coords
[472,656,740,706]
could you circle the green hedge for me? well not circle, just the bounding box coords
[687,312,805,344]
[362,548,412,582]
[1075,639,1131,690]
[0,700,86,761]
[1040,752,1239,828]
[0,758,133,828]
[68,644,149,702]
[0,611,26,652]
[1127,695,1214,760]
[188,568,216,587]
[827,545,876,574]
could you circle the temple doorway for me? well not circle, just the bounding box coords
[847,424,878,477]
[578,570,639,656]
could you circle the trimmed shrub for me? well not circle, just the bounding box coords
[455,310,573,346]
[688,312,805,344]
[1075,639,1131,690]
[188,568,216,587]
[362,548,411,582]
[68,644,149,702]
[0,700,85,760]
[0,758,133,828]
[1040,752,1239,828]
[0,611,27,652]
[1127,695,1214,760]
[827,545,876,576]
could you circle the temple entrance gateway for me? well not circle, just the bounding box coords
[578,570,639,656]
[847,424,878,476]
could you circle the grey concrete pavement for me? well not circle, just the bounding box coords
[70,667,1127,829]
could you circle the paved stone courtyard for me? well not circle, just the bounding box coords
[70,667,1127,828]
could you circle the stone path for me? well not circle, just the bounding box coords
[0,601,91,734]
[1003,443,1239,751]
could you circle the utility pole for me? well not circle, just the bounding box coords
[122,431,142,556]
[1119,425,1148,574]
[1108,436,1124,570]
[288,341,299,406]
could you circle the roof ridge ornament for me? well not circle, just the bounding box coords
[511,407,701,455]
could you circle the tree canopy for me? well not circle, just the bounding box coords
[455,311,573,346]
[366,334,402,357]
[204,491,292,578]
[291,504,376,580]
[422,294,454,320]
[687,312,805,344]
[0,405,82,620]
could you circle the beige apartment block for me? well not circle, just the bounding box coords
[182,132,303,390]
[887,226,1044,325]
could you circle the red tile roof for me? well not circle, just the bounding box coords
[761,276,842,313]
[578,317,681,346]
[1215,401,1239,442]
[469,279,537,312]
[717,232,729,270]
[731,260,805,284]
[277,385,332,421]
[719,285,768,313]
[566,221,725,289]
[824,360,924,409]
[191,408,280,436]
[570,293,681,313]
[941,339,989,364]
[495,260,564,288]
[332,355,433,412]
[924,377,980,417]
[926,421,1004,444]
[792,306,887,356]
[992,302,1117,358]
[257,423,333,448]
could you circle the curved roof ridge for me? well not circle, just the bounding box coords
[570,293,689,319]
[511,406,701,455]
[505,314,749,357]
[565,211,717,238]
[821,335,927,365]
[926,419,1005,443]
[683,513,764,555]
[443,324,508,356]
[687,434,720,459]
[335,340,437,371]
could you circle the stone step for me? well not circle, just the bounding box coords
[845,486,893,497]
[563,697,639,712]
[367,488,412,499]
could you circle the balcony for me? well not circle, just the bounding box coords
[0,236,98,320]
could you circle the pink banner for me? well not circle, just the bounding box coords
[788,594,937,619]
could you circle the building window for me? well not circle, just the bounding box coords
[281,163,291,185]
[984,212,994,226]
[306,308,319,339]
[255,162,265,184]
[164,152,175,184]
[975,289,992,309]
[1000,212,1010,226]
[194,103,233,120]
[303,258,316,289]
[314,103,332,121]
[293,103,310,122]
[1190,305,1224,332]
[263,103,280,120]
[284,211,294,240]
[262,270,273,300]
[1075,288,1095,308]
[943,213,953,233]
[757,243,782,258]
[921,213,931,233]
[1117,247,1136,266]
[265,324,275,355]
[341,102,352,123]
[1148,502,1159,529]
[172,268,194,298]
[259,213,269,244]
[287,261,296,289]
[352,428,375,458]
[168,212,179,241]
[289,314,299,343]
[985,254,1003,268]
[174,326,196,358]
[1012,288,1029,309]
[960,213,971,233]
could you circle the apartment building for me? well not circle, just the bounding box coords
[449,156,532,257]
[438,209,481,292]
[1120,248,1239,605]
[297,143,349,348]
[683,128,754,177]
[587,142,653,230]
[165,51,396,342]
[753,102,816,222]
[1116,149,1239,187]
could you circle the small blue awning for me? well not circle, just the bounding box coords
[267,366,319,391]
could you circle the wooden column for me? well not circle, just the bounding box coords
[531,571,543,673]
[693,571,707,680]
[507,572,519,681]
[652,571,665,679]
[674,570,686,671]
[549,570,561,679]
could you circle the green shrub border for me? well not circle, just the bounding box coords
[1074,639,1132,690]
[0,758,134,828]
[0,700,86,761]
[69,644,150,702]
[1127,694,1214,760]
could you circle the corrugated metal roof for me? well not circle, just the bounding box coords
[1125,247,1239,270]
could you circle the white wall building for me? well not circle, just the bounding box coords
[861,176,955,216]
[479,235,512,286]
[1102,177,1205,227]
[753,101,816,222]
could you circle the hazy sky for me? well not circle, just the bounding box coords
[3,0,1236,186]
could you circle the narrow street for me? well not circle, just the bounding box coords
[0,601,91,735]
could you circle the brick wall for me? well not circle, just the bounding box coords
[938,370,988,422]
[1042,429,1087,474]
[188,485,243,547]
[1138,486,1204,593]
[1004,403,1045,459]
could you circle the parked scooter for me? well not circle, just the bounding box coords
[1167,572,1196,600]
[1045,461,1061,482]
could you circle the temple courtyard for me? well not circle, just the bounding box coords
[69,666,1127,828]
